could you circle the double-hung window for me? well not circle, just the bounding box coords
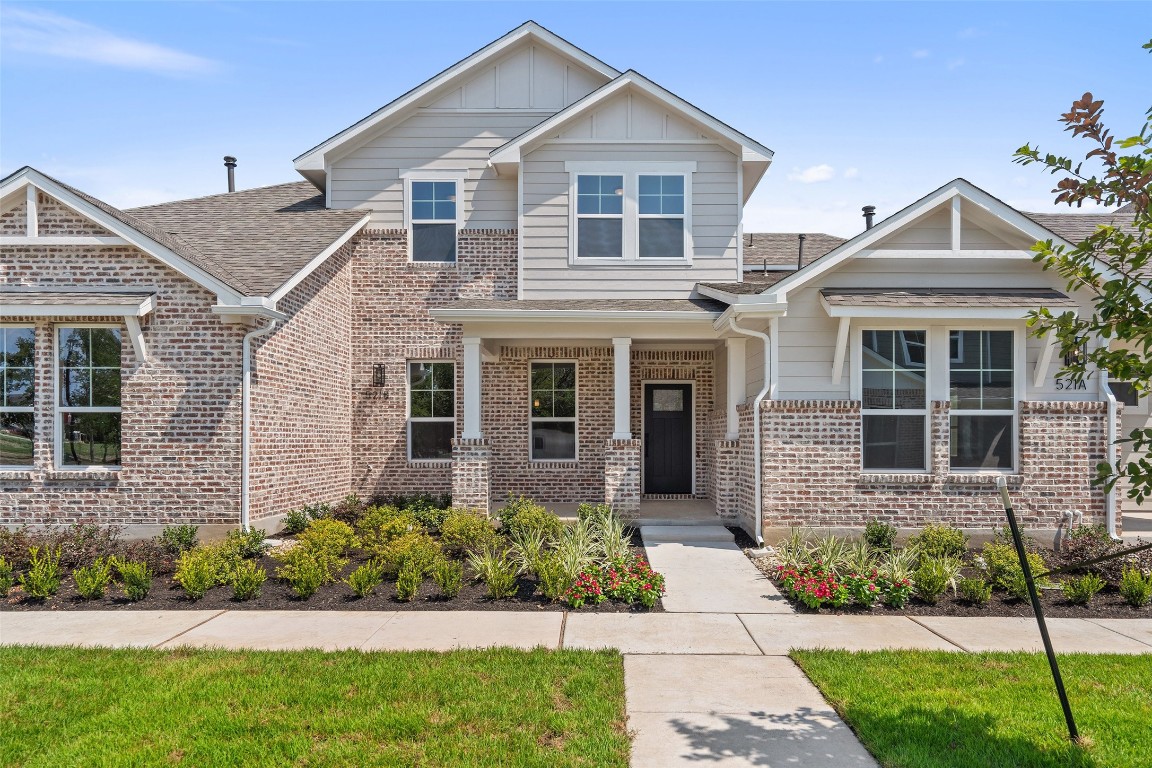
[638,175,685,259]
[409,180,458,262]
[1,327,35,467]
[57,326,121,468]
[408,361,454,460]
[576,175,624,258]
[950,330,1014,470]
[861,330,928,471]
[530,362,576,460]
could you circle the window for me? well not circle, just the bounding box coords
[57,326,121,468]
[1109,381,1140,407]
[950,330,1014,471]
[408,361,454,460]
[530,362,576,460]
[861,330,927,470]
[576,175,624,258]
[409,180,457,262]
[1,327,35,467]
[638,175,685,259]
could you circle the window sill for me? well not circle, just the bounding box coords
[858,473,933,485]
[408,260,457,268]
[0,470,36,481]
[944,473,1022,485]
[408,459,452,466]
[45,469,120,482]
[529,460,579,469]
[570,258,691,268]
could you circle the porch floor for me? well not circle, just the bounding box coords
[528,499,722,527]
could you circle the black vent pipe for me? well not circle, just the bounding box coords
[224,156,237,193]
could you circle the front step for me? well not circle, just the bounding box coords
[640,525,735,544]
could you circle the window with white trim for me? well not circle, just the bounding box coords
[949,330,1014,470]
[57,326,121,468]
[861,330,928,470]
[408,361,454,460]
[1,327,35,467]
[530,362,576,460]
[409,180,457,262]
[576,175,624,258]
[638,175,685,259]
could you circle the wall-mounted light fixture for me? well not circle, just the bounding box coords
[1064,343,1088,368]
[373,364,387,387]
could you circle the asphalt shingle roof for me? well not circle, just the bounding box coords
[0,290,154,306]
[743,232,847,268]
[819,288,1077,309]
[1025,210,1139,244]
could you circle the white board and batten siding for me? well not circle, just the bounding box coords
[327,43,608,229]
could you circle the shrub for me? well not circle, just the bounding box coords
[0,555,14,596]
[225,528,269,560]
[908,524,968,560]
[382,491,453,514]
[807,535,850,577]
[600,555,665,609]
[19,547,63,599]
[73,557,114,600]
[329,494,365,525]
[377,532,441,578]
[439,509,499,555]
[1119,568,1152,607]
[396,560,423,602]
[295,518,358,577]
[576,503,614,527]
[555,517,598,579]
[591,511,632,563]
[275,549,328,598]
[174,548,219,600]
[864,519,897,552]
[535,551,570,601]
[231,560,267,601]
[344,561,385,598]
[41,524,123,569]
[509,528,548,575]
[878,574,913,609]
[913,557,962,604]
[468,545,519,599]
[499,496,563,542]
[115,559,153,601]
[957,576,993,605]
[283,508,310,535]
[776,566,850,610]
[1062,573,1106,605]
[563,571,605,609]
[357,506,420,552]
[980,542,1050,596]
[158,525,199,555]
[842,541,878,577]
[432,557,464,599]
[0,527,34,571]
[402,497,452,533]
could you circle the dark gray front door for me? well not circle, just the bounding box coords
[644,383,692,494]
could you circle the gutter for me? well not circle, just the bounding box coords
[727,316,772,546]
[241,318,279,531]
[1097,368,1123,541]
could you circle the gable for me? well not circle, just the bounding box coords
[553,89,711,141]
[871,202,1034,252]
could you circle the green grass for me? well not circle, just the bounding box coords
[792,649,1152,768]
[0,645,629,767]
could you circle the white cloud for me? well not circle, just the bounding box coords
[958,26,986,39]
[842,167,860,179]
[0,7,219,76]
[912,49,930,59]
[947,58,966,71]
[873,54,885,64]
[787,164,836,184]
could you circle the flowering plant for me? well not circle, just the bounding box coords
[600,555,666,609]
[563,571,605,609]
[842,570,881,607]
[877,573,913,608]
[775,565,849,610]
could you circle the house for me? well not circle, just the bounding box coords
[0,22,1140,540]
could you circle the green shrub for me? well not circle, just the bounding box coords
[807,535,850,576]
[957,576,993,605]
[535,551,571,601]
[294,518,358,578]
[403,498,451,533]
[864,519,897,552]
[591,510,632,563]
[283,508,310,535]
[468,545,519,599]
[19,547,63,599]
[1119,568,1152,607]
[357,506,420,552]
[377,532,441,578]
[73,557,113,600]
[908,524,968,560]
[158,525,199,555]
[225,528,269,559]
[0,555,14,596]
[439,509,498,555]
[576,503,614,527]
[174,548,220,600]
[498,496,563,542]
[114,559,153,601]
[432,557,463,599]
[980,542,1050,596]
[275,549,328,598]
[1062,573,1106,605]
[329,494,365,525]
[395,560,423,602]
[230,560,267,601]
[842,541,878,577]
[344,561,385,598]
[509,528,548,575]
[554,518,598,581]
[913,557,961,604]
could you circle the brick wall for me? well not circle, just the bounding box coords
[36,194,117,237]
[0,199,27,234]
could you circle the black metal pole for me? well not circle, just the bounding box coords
[996,477,1079,742]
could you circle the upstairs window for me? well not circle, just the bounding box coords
[409,180,457,262]
[638,175,685,259]
[576,175,624,259]
[1,327,35,467]
[57,326,121,468]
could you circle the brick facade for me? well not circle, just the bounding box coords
[604,439,642,517]
[451,438,491,510]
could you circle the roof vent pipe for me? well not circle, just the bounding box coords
[797,233,806,270]
[224,156,237,193]
[862,205,876,230]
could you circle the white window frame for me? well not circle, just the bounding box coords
[54,323,122,471]
[401,169,466,265]
[0,324,36,470]
[565,161,695,266]
[853,326,931,473]
[529,360,578,462]
[406,359,456,463]
[946,326,1025,474]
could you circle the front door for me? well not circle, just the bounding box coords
[644,383,692,494]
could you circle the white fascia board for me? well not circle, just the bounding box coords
[268,213,370,302]
[293,22,620,173]
[822,305,1060,321]
[0,295,156,318]
[429,308,723,323]
[858,249,1035,260]
[696,284,787,306]
[711,302,787,332]
[211,304,288,322]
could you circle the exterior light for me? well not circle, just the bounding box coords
[373,364,387,387]
[614,188,624,195]
[533,398,541,408]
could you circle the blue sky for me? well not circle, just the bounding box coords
[1,1,1147,236]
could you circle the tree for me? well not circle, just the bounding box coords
[1013,40,1152,501]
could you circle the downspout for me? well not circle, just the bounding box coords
[241,318,279,532]
[727,316,772,546]
[1097,368,1122,541]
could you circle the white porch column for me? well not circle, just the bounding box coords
[725,337,747,440]
[462,337,483,439]
[612,337,632,440]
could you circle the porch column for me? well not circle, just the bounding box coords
[612,337,632,440]
[462,337,483,439]
[725,337,747,440]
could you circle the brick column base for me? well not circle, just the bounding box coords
[604,439,641,520]
[451,438,491,514]
[713,439,740,523]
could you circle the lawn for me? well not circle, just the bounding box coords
[0,645,629,767]
[792,649,1152,768]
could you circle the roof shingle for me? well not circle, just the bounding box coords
[819,288,1076,309]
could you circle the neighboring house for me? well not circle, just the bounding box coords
[0,22,1140,539]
